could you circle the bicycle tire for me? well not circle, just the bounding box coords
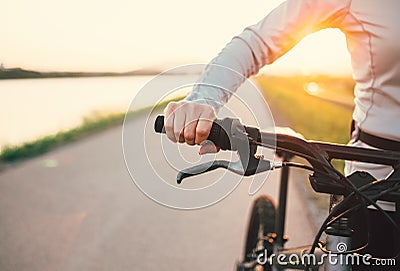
[241,195,277,271]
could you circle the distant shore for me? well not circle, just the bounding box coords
[0,67,162,80]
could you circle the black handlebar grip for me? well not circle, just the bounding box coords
[154,115,232,150]
[154,115,165,133]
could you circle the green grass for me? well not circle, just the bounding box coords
[0,112,126,163]
[0,97,182,164]
[256,74,355,171]
[257,74,353,143]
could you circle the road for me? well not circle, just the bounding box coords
[0,90,325,270]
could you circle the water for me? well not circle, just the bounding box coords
[0,75,195,148]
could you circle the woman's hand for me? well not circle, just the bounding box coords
[163,101,219,154]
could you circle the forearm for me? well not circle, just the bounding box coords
[185,0,349,113]
[185,28,268,113]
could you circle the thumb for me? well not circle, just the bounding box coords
[198,141,220,155]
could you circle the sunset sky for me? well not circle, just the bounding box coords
[2,0,352,74]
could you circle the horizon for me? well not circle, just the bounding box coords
[0,64,353,77]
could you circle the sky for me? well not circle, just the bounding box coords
[1,0,352,74]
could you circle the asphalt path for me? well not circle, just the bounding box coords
[0,90,325,270]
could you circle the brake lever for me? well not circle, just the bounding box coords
[177,160,229,184]
[176,156,272,184]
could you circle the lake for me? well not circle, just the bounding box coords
[0,75,196,148]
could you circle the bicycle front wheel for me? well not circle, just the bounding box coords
[241,195,276,271]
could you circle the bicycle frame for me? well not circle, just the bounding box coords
[262,155,327,270]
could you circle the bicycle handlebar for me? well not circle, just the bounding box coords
[154,115,400,199]
[155,115,400,167]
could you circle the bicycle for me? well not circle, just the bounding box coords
[154,115,400,270]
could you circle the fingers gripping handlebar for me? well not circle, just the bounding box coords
[155,115,234,150]
[154,115,271,183]
[154,115,261,151]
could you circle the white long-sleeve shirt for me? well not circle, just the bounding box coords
[186,0,400,141]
